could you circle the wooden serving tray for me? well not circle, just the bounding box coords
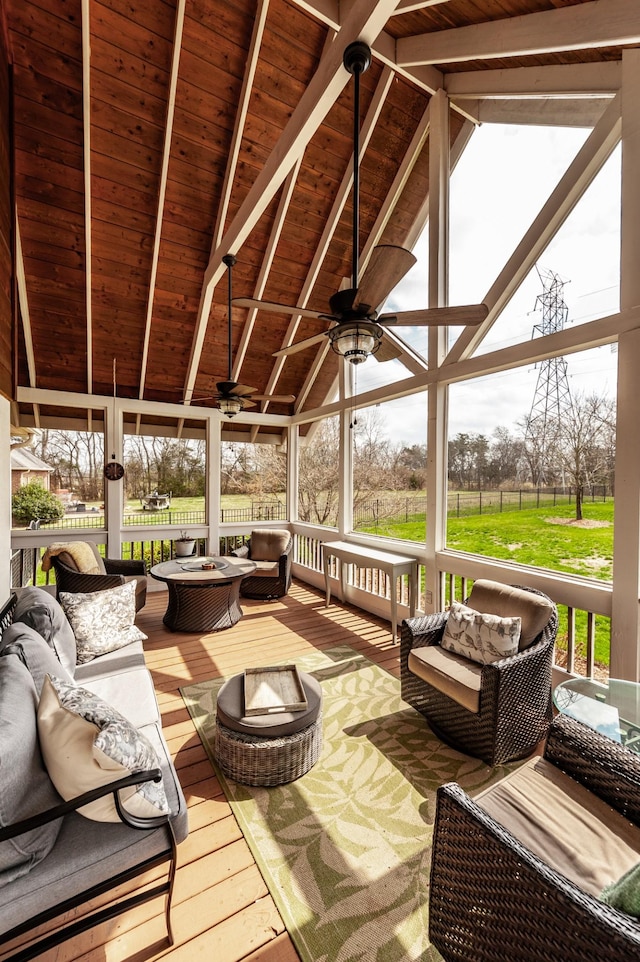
[244,665,308,715]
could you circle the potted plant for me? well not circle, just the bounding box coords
[174,530,196,558]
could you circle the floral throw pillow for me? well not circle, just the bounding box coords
[37,674,170,823]
[59,581,147,664]
[441,601,521,665]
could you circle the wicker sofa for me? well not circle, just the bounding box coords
[429,714,640,961]
[0,586,187,961]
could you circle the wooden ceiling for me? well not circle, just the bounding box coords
[4,0,638,435]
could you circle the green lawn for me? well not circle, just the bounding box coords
[361,500,614,668]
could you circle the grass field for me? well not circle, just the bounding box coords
[361,500,614,668]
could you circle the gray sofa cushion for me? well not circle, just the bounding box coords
[0,623,74,694]
[0,720,187,935]
[13,586,76,675]
[0,650,63,887]
[77,666,161,729]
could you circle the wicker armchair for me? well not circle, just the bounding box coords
[45,542,147,611]
[429,714,640,962]
[231,529,292,599]
[401,581,558,765]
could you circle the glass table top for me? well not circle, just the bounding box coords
[554,677,640,752]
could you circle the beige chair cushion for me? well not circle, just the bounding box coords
[467,579,554,650]
[475,755,640,898]
[250,529,291,562]
[408,645,482,713]
[250,560,280,578]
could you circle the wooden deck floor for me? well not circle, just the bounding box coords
[32,580,400,962]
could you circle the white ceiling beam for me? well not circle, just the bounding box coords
[474,98,610,128]
[287,0,445,98]
[81,0,93,420]
[446,61,621,100]
[398,0,640,66]
[138,0,186,405]
[445,92,622,365]
[260,64,396,418]
[291,305,640,425]
[14,215,40,429]
[213,0,270,250]
[183,0,405,404]
[234,157,303,382]
[360,101,431,267]
[392,0,453,14]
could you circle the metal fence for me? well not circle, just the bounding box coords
[21,500,286,532]
[354,486,610,527]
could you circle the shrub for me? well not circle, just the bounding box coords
[12,481,65,525]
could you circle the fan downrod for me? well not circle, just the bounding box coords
[343,41,371,75]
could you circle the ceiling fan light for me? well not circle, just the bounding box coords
[328,321,383,365]
[217,395,243,418]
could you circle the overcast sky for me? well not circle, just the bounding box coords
[356,121,621,446]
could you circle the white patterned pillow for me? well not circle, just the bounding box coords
[441,601,521,665]
[37,674,170,823]
[59,581,146,664]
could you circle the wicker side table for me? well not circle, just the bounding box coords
[214,670,323,786]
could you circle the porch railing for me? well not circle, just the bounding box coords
[10,524,611,681]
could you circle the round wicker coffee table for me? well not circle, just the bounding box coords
[214,671,323,786]
[149,557,256,632]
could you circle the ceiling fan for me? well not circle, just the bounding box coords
[189,254,296,418]
[232,41,488,366]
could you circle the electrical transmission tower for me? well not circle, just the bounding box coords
[523,267,573,485]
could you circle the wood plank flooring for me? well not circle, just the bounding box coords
[17,579,400,962]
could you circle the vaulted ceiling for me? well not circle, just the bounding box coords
[5,0,638,437]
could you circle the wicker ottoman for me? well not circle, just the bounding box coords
[214,671,323,787]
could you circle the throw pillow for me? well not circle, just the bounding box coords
[37,674,170,823]
[59,581,147,664]
[13,586,77,675]
[0,623,74,694]
[0,651,63,886]
[441,601,521,665]
[601,861,640,917]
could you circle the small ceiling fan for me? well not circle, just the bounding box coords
[232,41,488,365]
[189,254,296,418]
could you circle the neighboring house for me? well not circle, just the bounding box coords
[10,447,53,494]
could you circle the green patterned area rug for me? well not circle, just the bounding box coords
[181,646,509,962]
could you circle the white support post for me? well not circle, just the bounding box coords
[338,360,353,537]
[611,50,640,680]
[207,414,221,555]
[425,89,450,611]
[287,423,299,523]
[1,398,11,600]
[105,400,123,560]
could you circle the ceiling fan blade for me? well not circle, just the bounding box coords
[373,337,403,363]
[224,382,258,397]
[272,331,330,358]
[354,246,417,313]
[251,393,296,402]
[381,303,489,326]
[233,297,324,321]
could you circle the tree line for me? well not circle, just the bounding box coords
[23,390,615,525]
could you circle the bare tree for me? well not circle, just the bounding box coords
[298,418,340,526]
[556,392,616,520]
